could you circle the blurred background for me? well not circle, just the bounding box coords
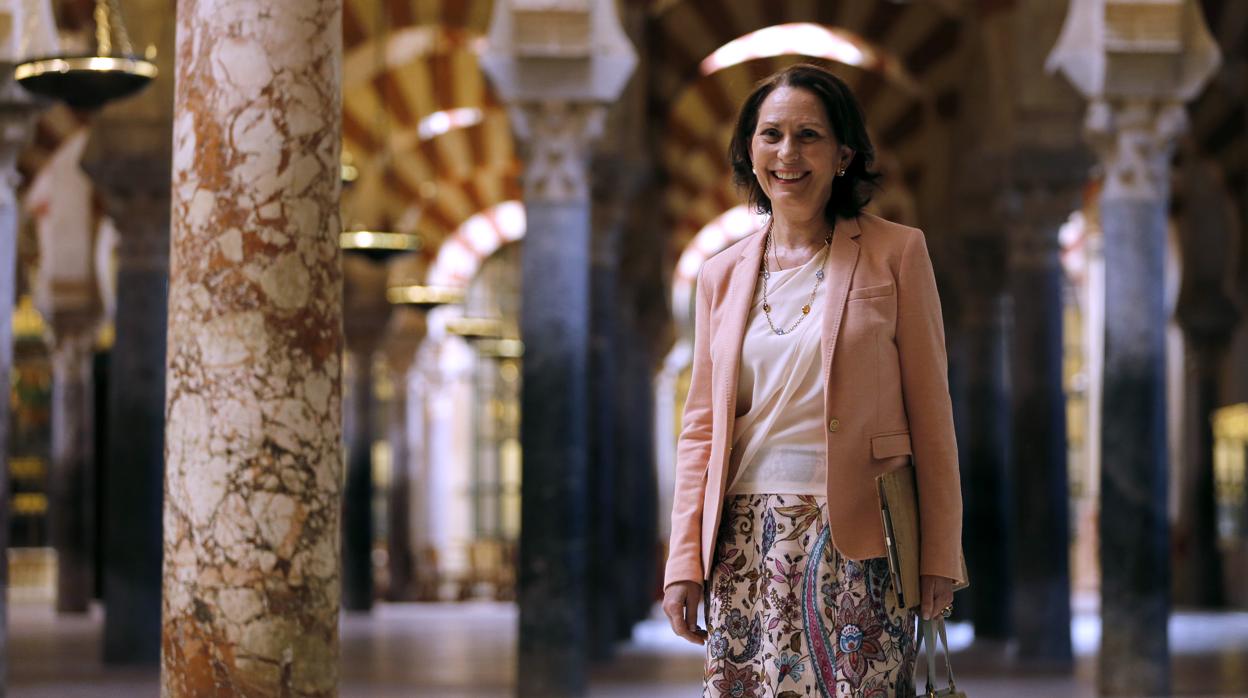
[1,0,1246,696]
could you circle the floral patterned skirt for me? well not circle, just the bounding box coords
[703,494,918,698]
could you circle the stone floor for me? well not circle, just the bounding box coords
[8,599,1248,697]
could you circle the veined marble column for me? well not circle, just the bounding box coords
[47,311,99,613]
[161,1,343,695]
[1092,101,1180,694]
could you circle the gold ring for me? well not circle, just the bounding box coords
[941,605,953,618]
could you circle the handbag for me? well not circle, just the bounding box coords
[875,462,969,610]
[916,618,967,697]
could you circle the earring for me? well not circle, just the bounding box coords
[837,166,847,176]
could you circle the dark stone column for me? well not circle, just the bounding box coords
[47,315,99,613]
[83,149,171,665]
[1099,193,1171,694]
[518,190,594,696]
[588,200,620,661]
[382,311,423,601]
[80,0,174,664]
[1172,155,1239,608]
[0,76,39,695]
[956,234,1013,640]
[500,98,612,697]
[1092,102,1182,694]
[341,256,390,611]
[1006,177,1081,664]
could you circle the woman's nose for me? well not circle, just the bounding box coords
[778,136,797,161]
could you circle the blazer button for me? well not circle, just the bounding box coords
[828,418,840,433]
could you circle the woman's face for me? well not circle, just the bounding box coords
[749,86,853,225]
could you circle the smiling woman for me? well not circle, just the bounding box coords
[661,63,966,698]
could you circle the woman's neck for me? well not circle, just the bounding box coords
[769,212,830,254]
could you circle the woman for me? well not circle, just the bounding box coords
[662,63,966,697]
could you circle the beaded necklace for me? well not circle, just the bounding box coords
[759,223,832,336]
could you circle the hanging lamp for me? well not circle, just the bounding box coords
[339,0,422,263]
[14,0,156,108]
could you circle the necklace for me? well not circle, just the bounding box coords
[759,224,832,336]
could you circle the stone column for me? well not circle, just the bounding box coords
[0,75,39,696]
[80,0,174,665]
[1172,155,1239,607]
[513,101,600,695]
[1005,167,1084,664]
[480,3,635,694]
[341,256,390,612]
[587,194,620,660]
[1092,101,1180,695]
[956,231,1012,640]
[160,1,343,695]
[1048,2,1219,691]
[46,311,99,613]
[381,308,424,601]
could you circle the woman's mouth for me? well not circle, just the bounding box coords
[771,170,809,183]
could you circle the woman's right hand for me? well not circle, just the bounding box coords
[662,581,707,645]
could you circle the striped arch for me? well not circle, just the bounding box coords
[341,23,521,258]
[427,200,526,288]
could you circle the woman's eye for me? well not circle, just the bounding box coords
[801,129,820,138]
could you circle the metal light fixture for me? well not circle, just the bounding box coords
[385,284,465,309]
[339,229,423,262]
[14,0,156,108]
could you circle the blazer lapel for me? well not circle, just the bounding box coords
[714,231,765,416]
[821,216,863,381]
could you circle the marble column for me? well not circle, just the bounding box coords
[161,1,343,695]
[47,311,99,613]
[1005,174,1082,664]
[341,256,390,612]
[80,0,174,665]
[1092,101,1183,696]
[0,76,39,697]
[956,233,1012,640]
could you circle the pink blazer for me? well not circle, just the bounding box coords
[664,213,965,589]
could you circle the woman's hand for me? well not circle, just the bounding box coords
[662,581,708,645]
[920,574,954,621]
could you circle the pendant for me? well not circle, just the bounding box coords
[802,304,811,315]
[763,303,771,313]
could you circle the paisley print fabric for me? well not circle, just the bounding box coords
[703,494,918,698]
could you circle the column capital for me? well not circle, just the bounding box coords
[510,100,606,203]
[1085,99,1188,201]
[1047,0,1220,202]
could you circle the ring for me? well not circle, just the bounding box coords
[941,605,953,618]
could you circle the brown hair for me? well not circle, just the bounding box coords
[727,62,881,220]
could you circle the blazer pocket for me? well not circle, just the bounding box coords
[870,431,912,460]
[848,281,895,301]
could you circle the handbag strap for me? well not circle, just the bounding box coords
[919,618,958,696]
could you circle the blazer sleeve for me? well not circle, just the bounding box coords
[663,268,715,589]
[895,229,967,584]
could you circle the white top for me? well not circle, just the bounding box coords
[725,246,830,496]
